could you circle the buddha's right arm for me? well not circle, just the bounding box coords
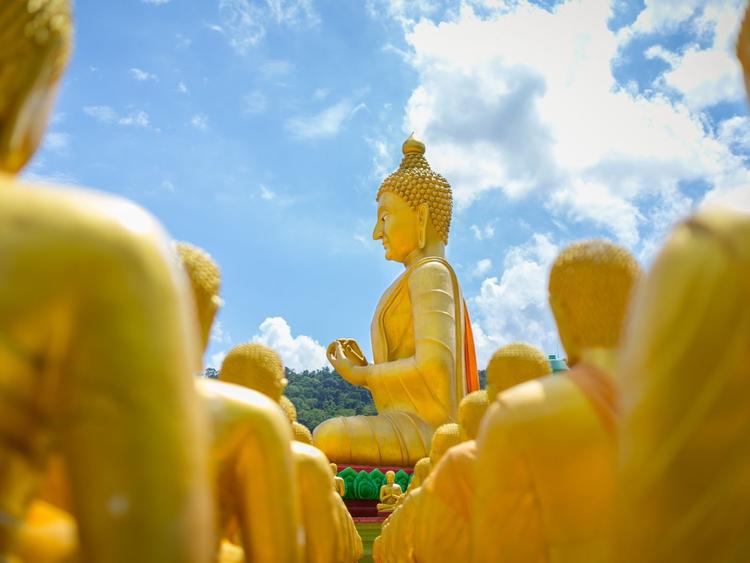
[0,186,214,562]
[366,261,457,426]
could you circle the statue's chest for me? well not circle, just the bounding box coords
[372,279,415,362]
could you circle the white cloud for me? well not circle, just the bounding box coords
[210,320,232,344]
[142,0,170,4]
[177,81,189,94]
[285,98,366,140]
[190,114,209,130]
[366,136,395,179]
[161,180,176,192]
[84,106,153,129]
[260,184,276,200]
[472,258,492,277]
[217,0,318,54]
[471,233,559,367]
[313,88,330,100]
[208,351,227,370]
[252,316,327,372]
[385,0,750,246]
[243,90,268,114]
[43,132,70,153]
[84,105,117,123]
[118,110,151,128]
[129,68,157,82]
[470,223,494,240]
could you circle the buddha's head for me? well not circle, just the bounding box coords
[176,242,222,353]
[549,240,642,367]
[458,390,489,440]
[292,421,313,445]
[278,395,297,424]
[373,135,453,264]
[385,470,396,485]
[219,343,288,402]
[429,422,464,466]
[330,463,338,477]
[0,0,72,174]
[486,342,551,400]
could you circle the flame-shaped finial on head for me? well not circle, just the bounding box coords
[402,133,425,155]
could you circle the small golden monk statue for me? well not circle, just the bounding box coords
[377,471,404,513]
[177,242,304,563]
[472,241,641,563]
[314,135,479,466]
[220,342,362,563]
[405,342,550,563]
[0,3,214,562]
[614,210,750,563]
[331,463,346,497]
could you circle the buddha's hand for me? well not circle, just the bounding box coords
[327,340,367,386]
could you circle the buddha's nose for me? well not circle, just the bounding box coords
[373,221,383,240]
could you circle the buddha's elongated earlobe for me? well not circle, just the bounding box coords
[417,203,429,249]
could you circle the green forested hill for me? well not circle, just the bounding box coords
[285,367,487,430]
[205,366,487,430]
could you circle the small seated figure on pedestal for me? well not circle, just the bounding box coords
[331,464,346,497]
[472,241,642,563]
[377,471,404,513]
[314,135,479,467]
[0,3,213,561]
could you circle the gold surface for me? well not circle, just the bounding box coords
[314,137,472,466]
[472,241,641,563]
[614,210,750,562]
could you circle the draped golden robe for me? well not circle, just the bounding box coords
[314,256,478,466]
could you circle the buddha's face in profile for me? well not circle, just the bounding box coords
[373,191,419,263]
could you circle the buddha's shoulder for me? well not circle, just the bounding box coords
[486,375,584,432]
[197,379,291,434]
[408,257,455,285]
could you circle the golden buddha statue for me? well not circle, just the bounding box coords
[331,463,346,497]
[377,471,404,513]
[428,422,464,466]
[314,136,479,466]
[177,242,302,563]
[472,240,641,563]
[406,456,432,494]
[0,3,214,561]
[486,342,552,401]
[220,342,288,402]
[614,210,750,563]
[279,394,314,445]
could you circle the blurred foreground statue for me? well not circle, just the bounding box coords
[0,2,214,561]
[472,241,641,562]
[315,136,479,466]
[614,210,750,562]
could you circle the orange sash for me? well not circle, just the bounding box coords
[565,362,618,436]
[462,301,479,393]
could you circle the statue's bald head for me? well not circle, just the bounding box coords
[486,342,551,400]
[0,0,73,173]
[549,240,642,366]
[458,390,489,440]
[176,242,221,353]
[429,423,464,466]
[220,343,287,402]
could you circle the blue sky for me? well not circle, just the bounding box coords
[28,0,750,370]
